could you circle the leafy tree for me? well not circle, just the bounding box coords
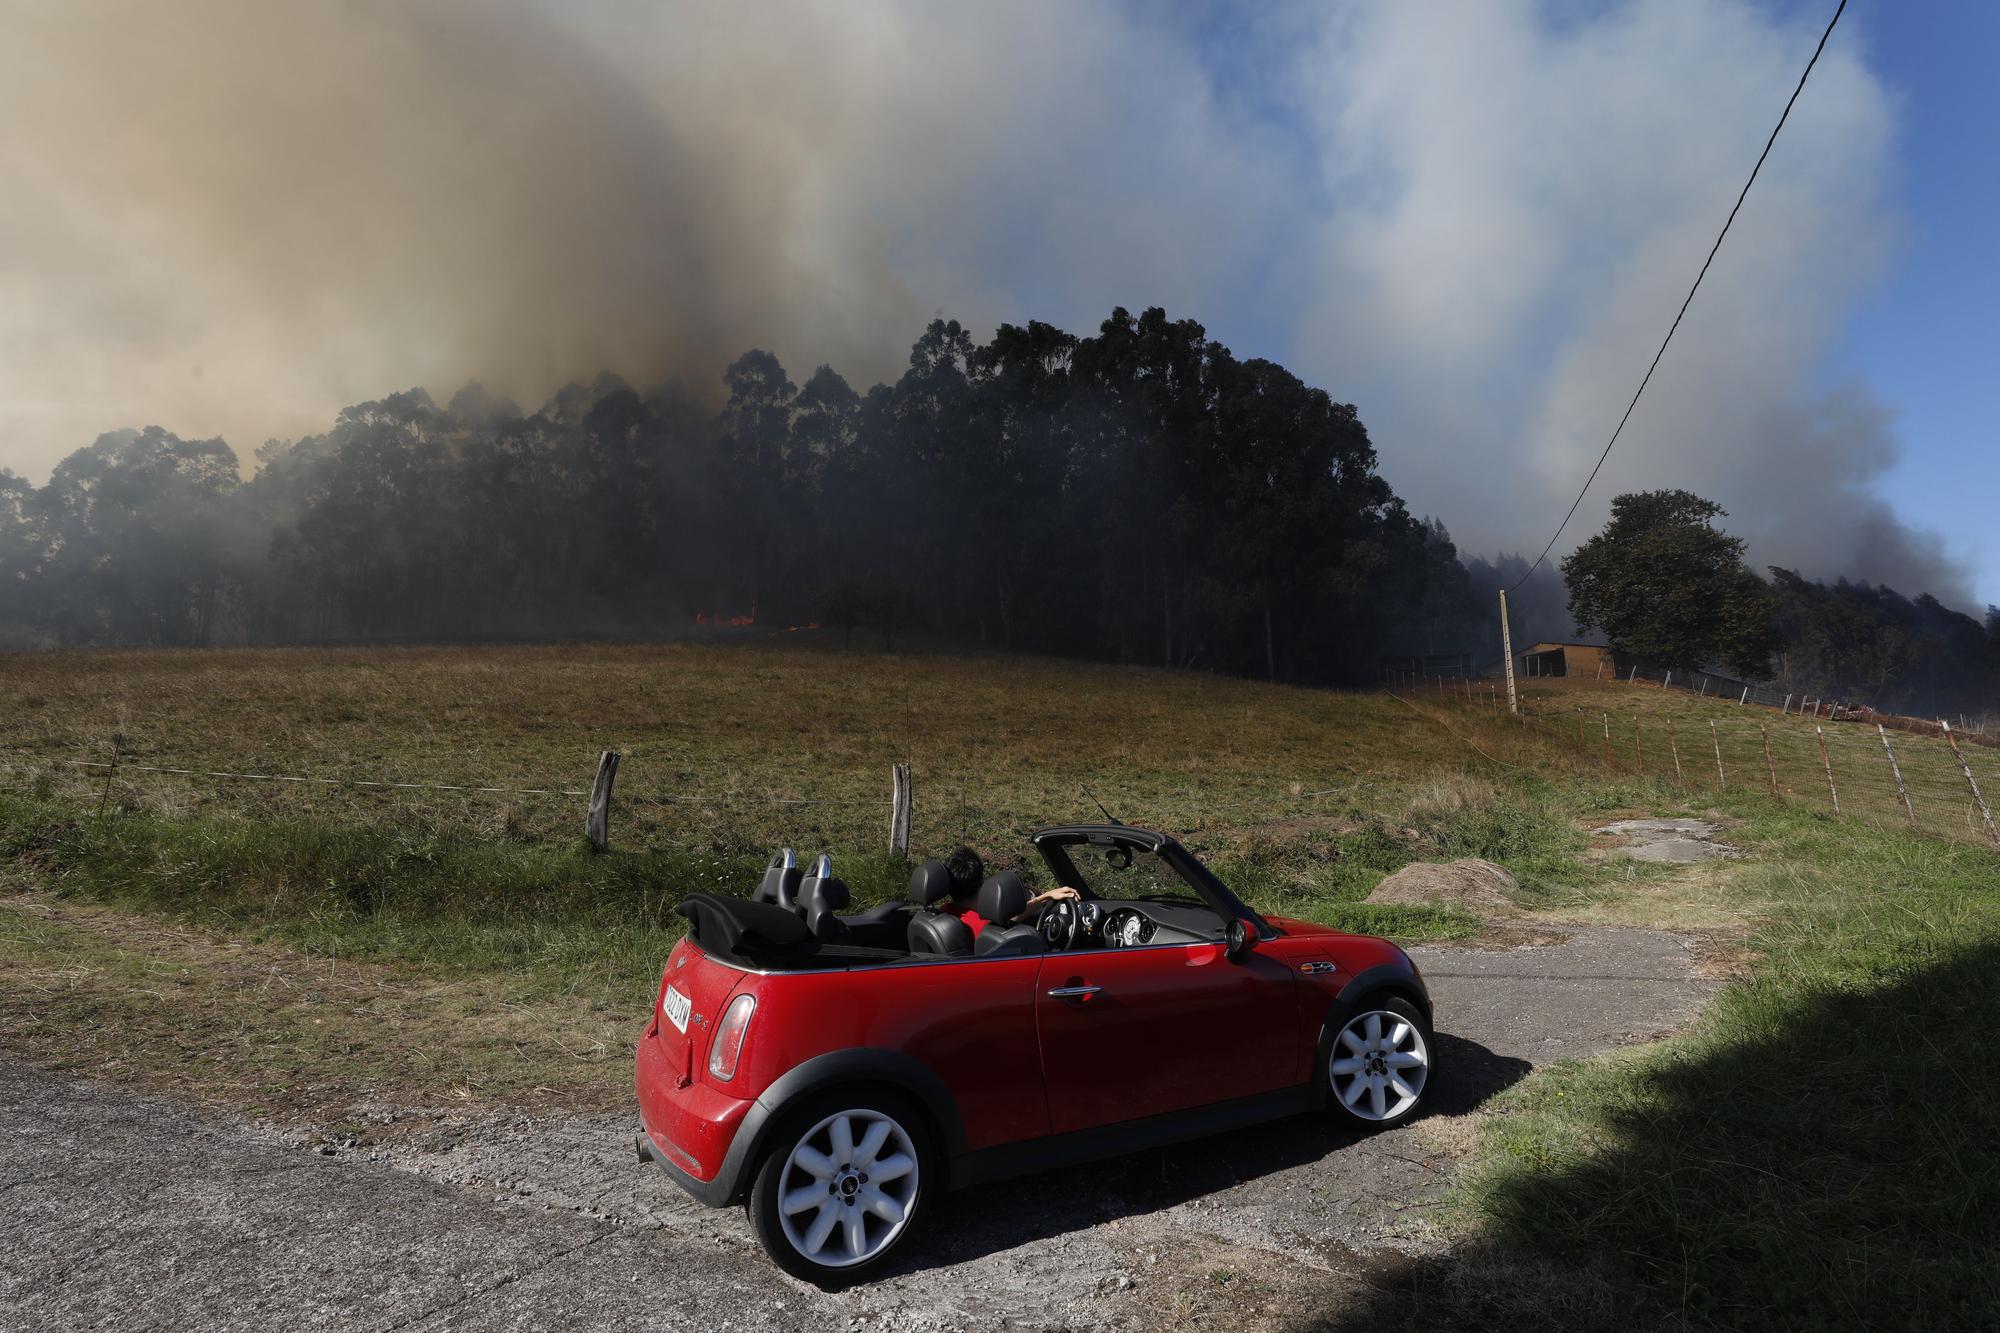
[1563,490,1780,676]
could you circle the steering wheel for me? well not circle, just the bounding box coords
[1038,897,1079,951]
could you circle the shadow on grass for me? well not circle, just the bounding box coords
[1301,939,2000,1332]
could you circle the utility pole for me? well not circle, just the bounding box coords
[1498,589,1519,716]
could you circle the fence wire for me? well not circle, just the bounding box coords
[1391,675,2000,847]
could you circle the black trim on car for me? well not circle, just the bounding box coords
[949,1086,1314,1191]
[1308,961,1433,1110]
[1030,824,1275,941]
[637,1131,733,1207]
[656,1047,970,1206]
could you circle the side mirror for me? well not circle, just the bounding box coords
[1225,917,1253,961]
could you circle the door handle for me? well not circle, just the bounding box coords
[1046,985,1102,999]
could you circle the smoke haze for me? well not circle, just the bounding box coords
[0,0,1974,606]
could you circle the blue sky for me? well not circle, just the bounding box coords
[1833,3,2000,609]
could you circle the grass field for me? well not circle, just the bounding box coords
[0,641,1626,1115]
[4,640,1998,1329]
[1449,673,2000,846]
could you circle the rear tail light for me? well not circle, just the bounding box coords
[707,993,756,1082]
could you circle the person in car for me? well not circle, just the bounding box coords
[940,845,1079,937]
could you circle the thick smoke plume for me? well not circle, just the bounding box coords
[0,0,1975,607]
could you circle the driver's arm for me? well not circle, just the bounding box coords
[1021,885,1080,918]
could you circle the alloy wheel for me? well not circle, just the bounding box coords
[1330,1008,1430,1122]
[774,1108,921,1268]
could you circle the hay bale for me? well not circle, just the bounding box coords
[1364,858,1519,916]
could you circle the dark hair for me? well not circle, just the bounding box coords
[944,846,984,899]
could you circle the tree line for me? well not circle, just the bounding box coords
[1,306,1992,711]
[1562,490,1998,717]
[1,308,1462,683]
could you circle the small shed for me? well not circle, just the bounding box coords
[1516,641,1613,679]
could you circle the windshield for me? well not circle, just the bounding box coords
[1049,841,1208,907]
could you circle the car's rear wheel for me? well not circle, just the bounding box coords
[1325,996,1432,1127]
[747,1090,933,1285]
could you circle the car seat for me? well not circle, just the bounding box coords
[971,871,1047,957]
[904,859,973,956]
[751,848,805,911]
[803,875,853,944]
[831,858,939,950]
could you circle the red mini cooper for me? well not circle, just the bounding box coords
[635,824,1434,1282]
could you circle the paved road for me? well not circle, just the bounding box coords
[0,927,1715,1332]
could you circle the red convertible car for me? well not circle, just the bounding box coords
[635,824,1435,1282]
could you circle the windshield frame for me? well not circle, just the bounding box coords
[1030,825,1276,939]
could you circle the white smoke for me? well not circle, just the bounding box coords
[0,0,1970,604]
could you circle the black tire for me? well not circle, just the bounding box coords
[746,1087,936,1286]
[1321,994,1434,1129]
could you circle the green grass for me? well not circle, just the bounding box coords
[9,642,2000,1326]
[1319,797,2000,1332]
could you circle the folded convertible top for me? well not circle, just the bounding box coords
[676,892,912,970]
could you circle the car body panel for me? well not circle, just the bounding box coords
[635,826,1434,1215]
[1035,941,1299,1133]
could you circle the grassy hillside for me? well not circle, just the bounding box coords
[2,641,1601,852]
[5,641,1998,1328]
[1438,673,2000,847]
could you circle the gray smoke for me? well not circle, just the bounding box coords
[0,0,1973,606]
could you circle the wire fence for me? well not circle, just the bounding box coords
[1393,674,2000,847]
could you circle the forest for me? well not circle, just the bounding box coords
[0,305,1992,708]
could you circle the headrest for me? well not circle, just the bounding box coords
[804,876,851,942]
[976,871,1030,925]
[809,876,850,913]
[908,859,954,907]
[792,852,833,917]
[753,848,799,906]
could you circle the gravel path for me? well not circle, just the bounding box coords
[1,926,1717,1332]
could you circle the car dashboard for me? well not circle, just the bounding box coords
[1073,899,1222,949]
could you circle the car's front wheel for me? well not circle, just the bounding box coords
[1324,996,1433,1127]
[747,1090,933,1285]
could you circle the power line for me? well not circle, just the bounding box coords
[1508,0,1847,593]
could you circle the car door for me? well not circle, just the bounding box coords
[1035,939,1300,1135]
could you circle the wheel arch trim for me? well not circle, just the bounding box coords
[1310,962,1433,1110]
[709,1048,967,1205]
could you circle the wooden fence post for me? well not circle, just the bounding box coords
[1629,665,1639,684]
[1633,716,1643,773]
[1878,725,1916,828]
[1782,692,1793,715]
[1602,714,1612,765]
[1700,677,1709,697]
[95,732,125,817]
[1760,725,1780,799]
[586,749,620,852]
[1663,669,1673,690]
[1942,722,1999,846]
[1709,721,1726,790]
[1668,724,1684,785]
[889,762,913,858]
[1739,686,1750,706]
[1815,726,1840,816]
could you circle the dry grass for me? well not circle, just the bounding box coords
[0,640,1603,853]
[0,890,634,1122]
[1483,675,2000,848]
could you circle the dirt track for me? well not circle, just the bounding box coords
[1,926,1716,1332]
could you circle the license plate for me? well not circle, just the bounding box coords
[662,984,691,1034]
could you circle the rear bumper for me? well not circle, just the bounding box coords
[634,1025,757,1207]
